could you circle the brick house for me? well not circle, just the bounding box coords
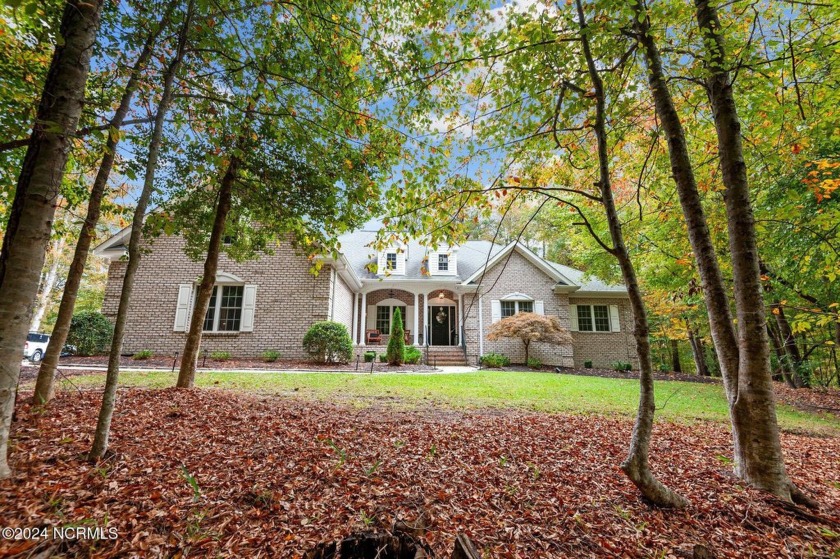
[94,225,638,367]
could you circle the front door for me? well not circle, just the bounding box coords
[429,305,453,345]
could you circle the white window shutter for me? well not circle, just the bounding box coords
[241,285,257,332]
[396,251,406,275]
[173,284,192,332]
[491,300,501,323]
[534,300,545,315]
[609,305,621,332]
[449,252,457,275]
[570,304,579,331]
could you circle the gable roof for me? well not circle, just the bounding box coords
[459,241,575,286]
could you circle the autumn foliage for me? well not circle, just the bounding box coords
[486,312,572,364]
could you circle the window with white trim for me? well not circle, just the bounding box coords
[577,304,610,332]
[375,304,406,335]
[203,285,244,332]
[437,253,449,271]
[385,252,398,270]
[500,300,533,318]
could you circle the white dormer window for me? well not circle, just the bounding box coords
[428,245,457,276]
[437,254,449,271]
[377,246,406,275]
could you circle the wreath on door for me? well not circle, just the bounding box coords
[435,308,447,324]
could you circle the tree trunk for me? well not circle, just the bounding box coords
[0,0,104,480]
[33,10,172,405]
[176,158,239,388]
[772,301,807,388]
[30,238,65,333]
[694,0,800,502]
[687,325,709,376]
[575,0,687,508]
[88,4,192,462]
[669,339,682,373]
[767,321,796,388]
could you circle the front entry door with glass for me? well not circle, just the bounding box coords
[429,305,454,345]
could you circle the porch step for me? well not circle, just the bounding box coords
[424,346,468,366]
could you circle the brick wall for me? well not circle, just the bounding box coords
[568,297,638,369]
[101,234,333,358]
[461,249,637,368]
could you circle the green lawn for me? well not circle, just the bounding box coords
[58,370,839,434]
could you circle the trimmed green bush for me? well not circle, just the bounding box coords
[302,321,353,364]
[66,311,113,356]
[584,360,593,369]
[404,346,422,365]
[612,361,632,372]
[133,349,153,360]
[363,351,376,363]
[379,354,387,363]
[480,353,510,368]
[262,350,281,362]
[527,357,542,369]
[386,308,405,365]
[211,351,232,361]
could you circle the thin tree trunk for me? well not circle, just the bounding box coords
[0,0,104,480]
[176,158,239,387]
[33,10,173,405]
[88,3,192,461]
[687,325,709,376]
[694,0,803,503]
[669,339,682,373]
[30,238,66,333]
[772,301,807,388]
[767,321,796,388]
[575,0,687,508]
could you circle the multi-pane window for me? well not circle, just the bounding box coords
[593,305,610,332]
[437,254,449,271]
[376,305,406,334]
[385,252,398,270]
[576,305,610,332]
[203,285,244,332]
[501,300,533,318]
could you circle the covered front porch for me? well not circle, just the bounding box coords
[350,287,466,347]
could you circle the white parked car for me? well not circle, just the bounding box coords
[24,332,50,363]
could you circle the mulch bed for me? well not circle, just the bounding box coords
[2,389,839,558]
[50,355,437,373]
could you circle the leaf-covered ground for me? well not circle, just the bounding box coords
[2,388,839,558]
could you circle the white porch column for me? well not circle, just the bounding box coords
[413,291,419,346]
[359,292,367,346]
[478,292,485,356]
[458,292,464,347]
[423,291,430,346]
[350,292,358,345]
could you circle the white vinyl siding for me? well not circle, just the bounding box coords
[377,247,406,275]
[428,247,457,276]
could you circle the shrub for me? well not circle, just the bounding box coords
[302,321,353,364]
[404,346,422,365]
[386,308,405,365]
[378,354,387,363]
[486,312,572,364]
[624,363,633,371]
[262,350,281,362]
[133,349,153,360]
[527,357,542,369]
[480,352,510,368]
[66,311,113,356]
[211,351,231,361]
[363,351,376,363]
[584,360,593,369]
[612,361,631,372]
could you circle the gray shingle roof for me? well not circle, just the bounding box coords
[337,227,626,293]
